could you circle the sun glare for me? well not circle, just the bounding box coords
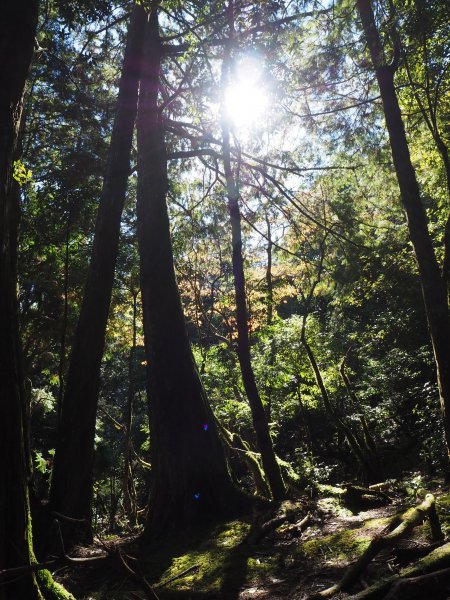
[224,57,269,130]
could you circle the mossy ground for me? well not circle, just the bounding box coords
[58,478,450,599]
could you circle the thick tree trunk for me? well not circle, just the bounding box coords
[136,6,249,541]
[356,0,450,460]
[220,0,286,502]
[0,4,41,599]
[49,3,146,544]
[0,3,71,599]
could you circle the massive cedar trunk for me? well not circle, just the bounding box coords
[356,0,450,460]
[0,3,58,598]
[136,6,248,541]
[49,4,146,543]
[219,0,286,501]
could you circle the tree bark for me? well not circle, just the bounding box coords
[49,3,146,544]
[220,0,286,502]
[136,5,249,541]
[123,290,138,527]
[356,0,450,461]
[264,212,277,422]
[0,4,41,599]
[0,3,71,599]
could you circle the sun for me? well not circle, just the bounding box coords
[224,56,269,130]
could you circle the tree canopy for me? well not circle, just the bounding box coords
[1,0,450,598]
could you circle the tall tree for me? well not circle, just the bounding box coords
[136,3,249,540]
[220,0,286,501]
[0,4,42,599]
[49,2,146,543]
[0,2,71,598]
[356,0,450,460]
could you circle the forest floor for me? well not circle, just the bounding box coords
[59,475,450,600]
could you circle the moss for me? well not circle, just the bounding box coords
[37,570,76,600]
[145,517,287,596]
[300,529,371,562]
[317,484,345,496]
[401,541,450,577]
[317,496,353,517]
[247,554,279,578]
[437,493,450,535]
[362,515,398,530]
[26,491,75,600]
[153,520,251,594]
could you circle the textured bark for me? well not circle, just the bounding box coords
[220,0,286,502]
[137,6,249,541]
[0,4,40,599]
[49,4,146,543]
[356,0,450,461]
[0,3,71,599]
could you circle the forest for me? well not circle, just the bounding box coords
[1,0,450,598]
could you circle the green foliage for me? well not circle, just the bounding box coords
[18,0,450,543]
[13,160,33,186]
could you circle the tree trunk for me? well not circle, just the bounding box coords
[56,207,71,428]
[301,316,378,481]
[123,290,138,528]
[0,3,71,599]
[0,4,41,599]
[356,0,450,461]
[264,212,277,422]
[220,0,286,502]
[136,5,249,541]
[49,3,146,544]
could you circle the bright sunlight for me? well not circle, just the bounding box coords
[224,56,269,129]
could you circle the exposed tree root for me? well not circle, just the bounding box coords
[383,566,450,600]
[313,493,442,598]
[348,542,450,600]
[244,510,311,545]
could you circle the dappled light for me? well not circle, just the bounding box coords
[1,0,450,599]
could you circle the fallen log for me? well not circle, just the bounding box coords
[315,493,441,598]
[343,484,392,511]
